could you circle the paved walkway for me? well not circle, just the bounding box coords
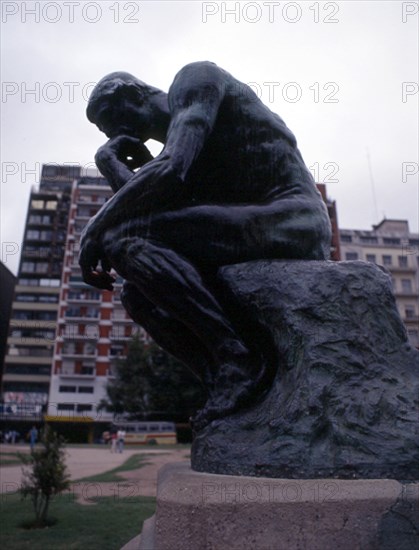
[0,444,190,503]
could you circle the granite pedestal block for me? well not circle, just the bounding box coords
[125,462,418,550]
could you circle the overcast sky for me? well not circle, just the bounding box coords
[1,0,418,275]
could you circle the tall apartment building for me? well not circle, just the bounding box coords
[340,219,419,348]
[2,165,78,412]
[46,173,138,441]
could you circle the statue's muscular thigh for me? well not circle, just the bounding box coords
[103,196,330,270]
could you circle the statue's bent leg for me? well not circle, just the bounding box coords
[110,237,259,427]
[103,195,331,428]
[120,281,211,385]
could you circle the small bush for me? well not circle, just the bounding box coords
[19,425,70,528]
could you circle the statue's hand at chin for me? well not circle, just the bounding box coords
[79,228,115,291]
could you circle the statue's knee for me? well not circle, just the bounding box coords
[120,282,138,307]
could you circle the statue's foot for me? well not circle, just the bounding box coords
[191,369,259,432]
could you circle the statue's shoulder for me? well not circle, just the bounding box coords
[171,61,229,90]
[168,62,230,109]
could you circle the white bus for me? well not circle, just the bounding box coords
[110,421,177,445]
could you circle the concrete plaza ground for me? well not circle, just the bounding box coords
[0,443,190,503]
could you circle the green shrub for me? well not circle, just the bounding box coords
[19,426,70,528]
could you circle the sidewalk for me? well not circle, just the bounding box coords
[1,444,168,485]
[0,444,190,502]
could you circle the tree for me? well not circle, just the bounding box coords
[99,335,206,421]
[19,425,70,527]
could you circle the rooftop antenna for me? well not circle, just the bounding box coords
[366,147,379,223]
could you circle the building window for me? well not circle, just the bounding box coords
[77,404,92,412]
[85,308,99,318]
[26,230,40,240]
[45,201,57,210]
[13,311,32,320]
[398,256,408,268]
[81,366,95,375]
[57,403,75,411]
[39,231,52,241]
[62,343,76,354]
[31,200,44,209]
[78,386,94,394]
[345,252,358,261]
[382,255,392,266]
[59,386,77,393]
[18,278,39,286]
[40,278,60,287]
[38,295,59,303]
[383,238,401,245]
[8,346,51,358]
[366,254,376,263]
[405,306,416,319]
[35,262,49,274]
[360,236,378,244]
[16,295,37,302]
[21,262,35,273]
[5,365,51,375]
[341,235,352,243]
[407,330,419,347]
[401,279,412,293]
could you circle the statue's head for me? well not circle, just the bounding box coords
[86,72,153,124]
[87,72,168,142]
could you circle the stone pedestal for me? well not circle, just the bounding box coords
[192,260,419,479]
[124,462,418,550]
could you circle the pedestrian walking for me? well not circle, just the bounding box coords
[29,425,38,451]
[111,431,117,453]
[117,429,125,453]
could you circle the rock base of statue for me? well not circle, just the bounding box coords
[191,260,419,479]
[125,462,418,550]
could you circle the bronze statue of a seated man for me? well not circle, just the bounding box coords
[79,61,331,429]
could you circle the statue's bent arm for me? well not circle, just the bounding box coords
[85,62,226,235]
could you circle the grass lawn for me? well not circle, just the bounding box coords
[75,453,151,483]
[0,492,155,550]
[0,450,26,466]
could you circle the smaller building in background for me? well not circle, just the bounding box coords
[340,219,419,348]
[0,262,17,383]
[316,183,341,261]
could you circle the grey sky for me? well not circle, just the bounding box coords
[1,0,418,275]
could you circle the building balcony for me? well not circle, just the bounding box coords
[109,352,127,360]
[64,313,100,322]
[394,291,418,298]
[403,315,419,323]
[2,373,51,383]
[58,371,96,379]
[60,330,99,341]
[109,334,131,342]
[111,315,131,323]
[68,276,91,287]
[76,197,107,206]
[60,350,98,359]
[5,355,52,365]
[387,266,416,273]
[67,295,101,304]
